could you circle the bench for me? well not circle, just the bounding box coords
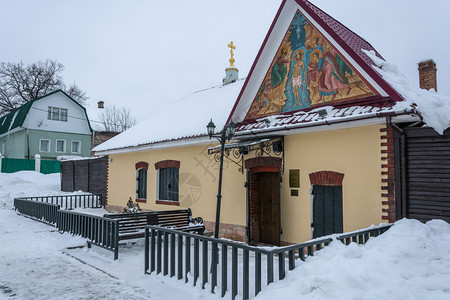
[104,208,205,241]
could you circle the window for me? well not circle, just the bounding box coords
[52,107,59,120]
[39,139,50,152]
[71,141,81,153]
[47,106,68,122]
[155,160,180,204]
[135,162,149,202]
[56,140,66,153]
[60,109,68,121]
[136,169,147,200]
[158,168,179,201]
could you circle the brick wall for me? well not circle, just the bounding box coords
[380,126,396,222]
[418,60,437,91]
[248,173,260,242]
[203,220,245,242]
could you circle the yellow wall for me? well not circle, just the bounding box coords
[107,143,247,226]
[280,124,385,243]
[107,124,385,244]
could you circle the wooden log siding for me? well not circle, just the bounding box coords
[61,156,108,205]
[399,127,450,223]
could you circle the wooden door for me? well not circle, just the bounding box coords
[258,172,280,245]
[313,185,343,238]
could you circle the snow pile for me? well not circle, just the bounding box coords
[255,218,450,299]
[0,171,84,210]
[93,79,245,152]
[364,49,450,134]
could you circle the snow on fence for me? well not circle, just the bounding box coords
[144,224,393,300]
[17,194,103,210]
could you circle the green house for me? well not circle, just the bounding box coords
[0,90,92,161]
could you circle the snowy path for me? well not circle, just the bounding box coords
[0,210,218,300]
[0,210,147,299]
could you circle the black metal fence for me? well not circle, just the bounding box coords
[14,198,60,225]
[17,194,103,210]
[57,210,120,259]
[144,224,392,300]
[14,195,120,259]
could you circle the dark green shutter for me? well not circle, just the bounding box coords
[313,185,343,238]
[137,169,147,199]
[159,168,179,201]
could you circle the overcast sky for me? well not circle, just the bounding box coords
[1,0,449,123]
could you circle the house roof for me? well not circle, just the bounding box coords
[236,103,414,136]
[92,79,245,153]
[93,0,450,154]
[0,90,93,136]
[226,0,409,127]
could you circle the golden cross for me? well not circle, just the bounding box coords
[228,41,236,67]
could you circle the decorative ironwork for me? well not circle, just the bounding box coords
[208,137,285,173]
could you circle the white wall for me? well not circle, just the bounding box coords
[23,92,91,135]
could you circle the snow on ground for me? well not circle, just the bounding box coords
[1,171,450,299]
[0,171,85,210]
[255,218,450,299]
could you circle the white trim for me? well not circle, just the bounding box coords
[55,139,66,153]
[39,139,51,153]
[0,127,25,139]
[71,140,81,154]
[93,136,213,156]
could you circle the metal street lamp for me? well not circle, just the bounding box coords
[206,119,236,239]
[206,119,236,292]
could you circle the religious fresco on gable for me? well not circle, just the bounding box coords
[245,11,375,120]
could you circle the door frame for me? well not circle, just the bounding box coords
[244,157,282,245]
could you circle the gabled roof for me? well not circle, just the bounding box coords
[295,0,403,101]
[0,90,93,136]
[92,79,245,153]
[227,0,405,126]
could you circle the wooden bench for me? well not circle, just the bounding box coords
[104,208,205,241]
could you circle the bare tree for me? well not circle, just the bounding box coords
[0,60,88,115]
[99,104,137,132]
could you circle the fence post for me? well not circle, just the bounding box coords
[34,154,41,173]
[0,153,3,173]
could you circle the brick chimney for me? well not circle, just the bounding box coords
[418,59,437,91]
[97,101,104,109]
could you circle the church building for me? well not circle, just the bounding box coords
[93,0,450,245]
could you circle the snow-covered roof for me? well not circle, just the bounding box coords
[364,50,450,134]
[84,103,105,131]
[236,104,413,135]
[93,79,245,153]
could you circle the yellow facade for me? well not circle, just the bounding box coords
[107,124,385,244]
[280,124,385,243]
[107,143,247,227]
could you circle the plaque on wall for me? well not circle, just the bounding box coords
[291,189,299,197]
[289,169,300,188]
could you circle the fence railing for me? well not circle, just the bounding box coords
[14,198,60,225]
[144,224,392,300]
[18,194,103,210]
[14,195,119,259]
[57,210,120,260]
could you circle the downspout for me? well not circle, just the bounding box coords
[245,170,250,243]
[26,128,30,159]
